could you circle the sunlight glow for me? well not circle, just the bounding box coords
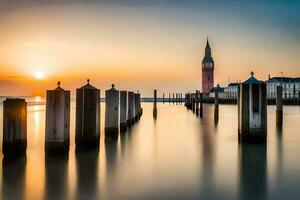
[34,71,44,80]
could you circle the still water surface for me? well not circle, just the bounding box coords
[0,101,300,200]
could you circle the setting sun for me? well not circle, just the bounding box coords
[34,71,44,80]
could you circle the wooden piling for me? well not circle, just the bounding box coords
[276,86,283,127]
[105,84,120,138]
[163,93,165,104]
[127,91,135,126]
[45,81,70,154]
[120,91,128,132]
[75,79,100,151]
[200,93,203,118]
[153,90,158,119]
[169,93,171,104]
[238,77,267,143]
[3,98,27,157]
[134,93,139,122]
[214,91,219,123]
[137,93,142,118]
[195,91,199,116]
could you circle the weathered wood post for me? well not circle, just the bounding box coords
[134,93,139,122]
[3,98,27,157]
[214,91,219,123]
[120,91,128,132]
[192,93,196,113]
[173,93,175,105]
[238,72,267,142]
[137,92,143,118]
[75,79,100,151]
[200,93,203,118]
[276,86,283,127]
[163,93,165,104]
[45,81,70,154]
[153,90,158,119]
[169,93,171,104]
[105,84,120,138]
[195,91,199,116]
[127,91,135,126]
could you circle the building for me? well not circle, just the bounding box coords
[224,83,239,99]
[202,38,214,95]
[266,77,300,99]
[209,84,225,98]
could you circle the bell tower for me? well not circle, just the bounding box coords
[202,38,215,95]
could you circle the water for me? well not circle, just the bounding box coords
[1,102,300,200]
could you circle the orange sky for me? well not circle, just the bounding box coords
[0,4,299,97]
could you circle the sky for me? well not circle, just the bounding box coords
[0,0,299,97]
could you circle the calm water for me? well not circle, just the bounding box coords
[0,101,300,200]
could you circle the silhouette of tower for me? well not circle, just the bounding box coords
[202,38,215,95]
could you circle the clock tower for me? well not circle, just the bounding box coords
[202,38,214,95]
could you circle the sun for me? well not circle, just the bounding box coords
[34,71,44,80]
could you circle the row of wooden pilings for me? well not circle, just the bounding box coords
[152,91,184,119]
[2,80,143,157]
[184,83,285,143]
[162,93,184,104]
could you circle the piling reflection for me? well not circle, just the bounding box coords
[2,156,26,200]
[44,155,69,200]
[75,150,99,200]
[238,143,268,200]
[105,138,118,178]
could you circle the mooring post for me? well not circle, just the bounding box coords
[3,98,27,157]
[200,93,203,118]
[153,90,158,119]
[172,93,175,105]
[192,93,196,113]
[276,86,283,127]
[214,91,219,123]
[105,84,120,138]
[163,93,165,104]
[75,79,100,151]
[195,91,199,116]
[127,91,135,126]
[134,93,139,122]
[45,81,70,154]
[238,72,267,143]
[137,92,143,118]
[120,91,128,132]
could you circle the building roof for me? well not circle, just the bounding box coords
[243,71,263,84]
[210,84,224,93]
[205,38,211,52]
[267,77,300,83]
[228,83,239,87]
[202,55,214,63]
[80,79,97,89]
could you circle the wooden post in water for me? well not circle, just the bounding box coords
[127,91,135,126]
[195,91,199,116]
[192,93,196,113]
[75,79,100,151]
[276,86,283,127]
[105,84,120,138]
[45,81,70,154]
[163,93,165,104]
[214,91,219,123]
[173,93,175,105]
[200,93,203,118]
[120,91,128,132]
[138,93,143,118]
[3,98,27,157]
[153,90,158,119]
[169,93,171,104]
[238,72,267,143]
[134,93,139,122]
